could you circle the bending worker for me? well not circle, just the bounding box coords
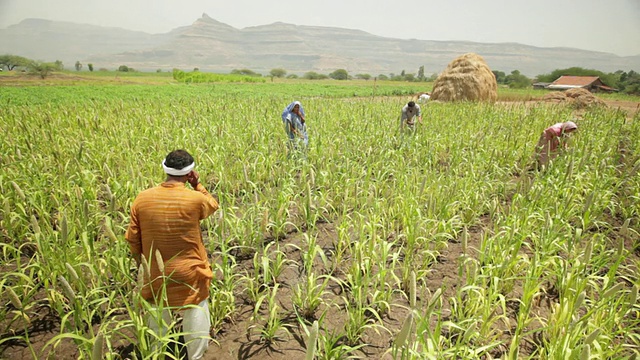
[535,121,578,168]
[400,101,423,131]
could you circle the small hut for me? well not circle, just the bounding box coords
[547,76,618,93]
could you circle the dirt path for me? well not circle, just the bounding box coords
[605,99,640,119]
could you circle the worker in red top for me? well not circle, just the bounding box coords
[535,121,578,168]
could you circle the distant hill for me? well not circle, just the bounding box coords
[1,14,639,77]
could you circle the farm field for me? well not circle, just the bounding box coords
[1,79,640,359]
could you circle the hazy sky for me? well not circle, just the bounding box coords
[1,0,639,56]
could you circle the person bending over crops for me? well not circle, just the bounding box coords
[400,101,422,132]
[535,121,578,168]
[281,101,308,151]
[125,149,219,360]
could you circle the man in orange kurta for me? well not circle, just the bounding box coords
[125,149,219,360]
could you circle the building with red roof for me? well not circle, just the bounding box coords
[546,76,618,93]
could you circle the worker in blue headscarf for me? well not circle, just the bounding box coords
[281,101,308,151]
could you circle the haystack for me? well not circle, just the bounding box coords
[565,88,607,108]
[541,92,567,103]
[430,53,497,102]
[541,88,606,109]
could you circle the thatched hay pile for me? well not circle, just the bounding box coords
[541,92,567,103]
[565,88,607,108]
[541,88,606,108]
[430,53,497,102]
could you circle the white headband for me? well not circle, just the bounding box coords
[162,159,195,176]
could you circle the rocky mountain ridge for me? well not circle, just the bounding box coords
[1,13,638,76]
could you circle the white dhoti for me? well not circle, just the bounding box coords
[147,298,211,360]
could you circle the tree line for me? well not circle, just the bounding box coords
[0,55,99,78]
[266,66,439,82]
[1,54,638,94]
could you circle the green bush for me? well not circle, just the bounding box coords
[172,69,266,83]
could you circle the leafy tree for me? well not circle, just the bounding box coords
[118,65,136,72]
[616,70,640,94]
[427,73,439,82]
[53,60,64,71]
[492,70,506,84]
[303,71,328,80]
[378,74,389,80]
[303,71,316,80]
[355,73,371,80]
[417,66,425,81]
[27,61,57,79]
[88,63,94,72]
[0,54,31,70]
[231,68,261,77]
[270,68,287,78]
[505,70,531,89]
[286,74,298,79]
[404,73,416,82]
[75,61,82,71]
[329,69,349,80]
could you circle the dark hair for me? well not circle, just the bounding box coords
[164,149,194,170]
[408,101,415,107]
